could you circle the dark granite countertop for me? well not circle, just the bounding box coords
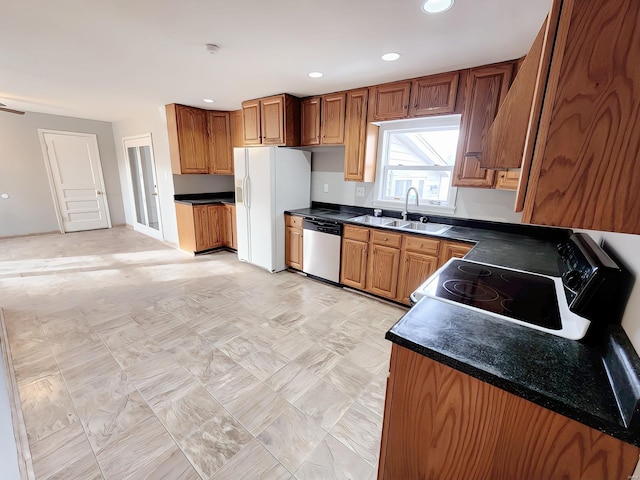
[287,202,640,447]
[174,192,235,206]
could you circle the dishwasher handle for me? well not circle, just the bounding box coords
[303,219,342,236]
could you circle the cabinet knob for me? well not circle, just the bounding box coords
[404,105,408,109]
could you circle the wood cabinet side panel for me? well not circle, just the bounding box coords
[283,94,301,146]
[175,203,196,253]
[525,0,640,234]
[380,346,640,480]
[165,104,183,174]
[229,205,237,250]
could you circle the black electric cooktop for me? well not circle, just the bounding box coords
[421,259,562,330]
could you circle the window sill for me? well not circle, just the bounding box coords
[371,200,457,216]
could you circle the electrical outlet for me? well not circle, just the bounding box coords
[323,183,329,193]
[356,187,365,197]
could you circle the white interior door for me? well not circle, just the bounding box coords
[123,135,162,239]
[40,130,111,233]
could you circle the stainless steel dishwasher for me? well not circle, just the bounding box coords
[302,218,342,283]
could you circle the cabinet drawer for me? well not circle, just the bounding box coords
[285,215,303,228]
[343,225,369,242]
[403,235,440,255]
[371,229,402,248]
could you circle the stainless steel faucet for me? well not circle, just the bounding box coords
[402,187,419,221]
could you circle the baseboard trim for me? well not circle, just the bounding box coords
[0,309,35,480]
[0,231,60,240]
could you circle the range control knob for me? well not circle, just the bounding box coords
[564,270,583,290]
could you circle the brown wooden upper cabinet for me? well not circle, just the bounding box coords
[368,81,412,121]
[300,93,346,146]
[241,94,301,147]
[167,104,233,175]
[368,73,459,122]
[344,89,377,182]
[519,0,640,234]
[409,72,460,117]
[230,109,244,148]
[206,111,233,175]
[452,63,515,188]
[166,104,209,174]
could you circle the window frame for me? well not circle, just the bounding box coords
[372,115,461,215]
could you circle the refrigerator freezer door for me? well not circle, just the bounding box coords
[246,148,275,271]
[233,148,250,263]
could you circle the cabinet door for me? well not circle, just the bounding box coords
[367,244,401,299]
[230,110,244,148]
[495,169,521,191]
[206,205,223,248]
[340,238,368,290]
[369,81,412,121]
[242,100,262,145]
[321,93,346,144]
[301,97,321,146]
[452,64,514,187]
[207,111,233,175]
[344,89,377,182]
[396,251,439,305]
[193,205,212,251]
[439,240,472,266]
[261,95,285,145]
[523,0,640,234]
[285,226,303,270]
[409,72,459,117]
[173,105,209,174]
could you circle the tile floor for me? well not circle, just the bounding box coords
[0,228,406,479]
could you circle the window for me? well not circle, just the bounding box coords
[375,115,461,212]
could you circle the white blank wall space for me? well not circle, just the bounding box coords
[0,344,20,480]
[0,112,124,237]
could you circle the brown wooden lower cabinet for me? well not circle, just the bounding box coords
[285,214,303,270]
[175,203,236,253]
[339,225,474,305]
[221,204,237,249]
[378,344,640,480]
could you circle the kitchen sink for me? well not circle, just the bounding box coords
[405,222,451,234]
[349,215,394,226]
[349,215,451,235]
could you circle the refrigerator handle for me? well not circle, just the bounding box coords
[245,176,251,209]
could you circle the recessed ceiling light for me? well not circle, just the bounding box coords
[381,52,401,62]
[203,98,214,103]
[422,0,454,14]
[308,72,324,78]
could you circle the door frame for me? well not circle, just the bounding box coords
[38,129,112,234]
[122,133,163,240]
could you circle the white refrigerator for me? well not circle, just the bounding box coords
[234,147,311,272]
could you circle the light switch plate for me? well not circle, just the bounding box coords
[356,187,365,197]
[323,183,329,193]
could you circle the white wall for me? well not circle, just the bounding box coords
[310,148,523,223]
[111,107,235,246]
[0,344,21,480]
[0,112,124,237]
[173,174,233,195]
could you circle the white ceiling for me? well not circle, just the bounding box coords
[0,0,551,122]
